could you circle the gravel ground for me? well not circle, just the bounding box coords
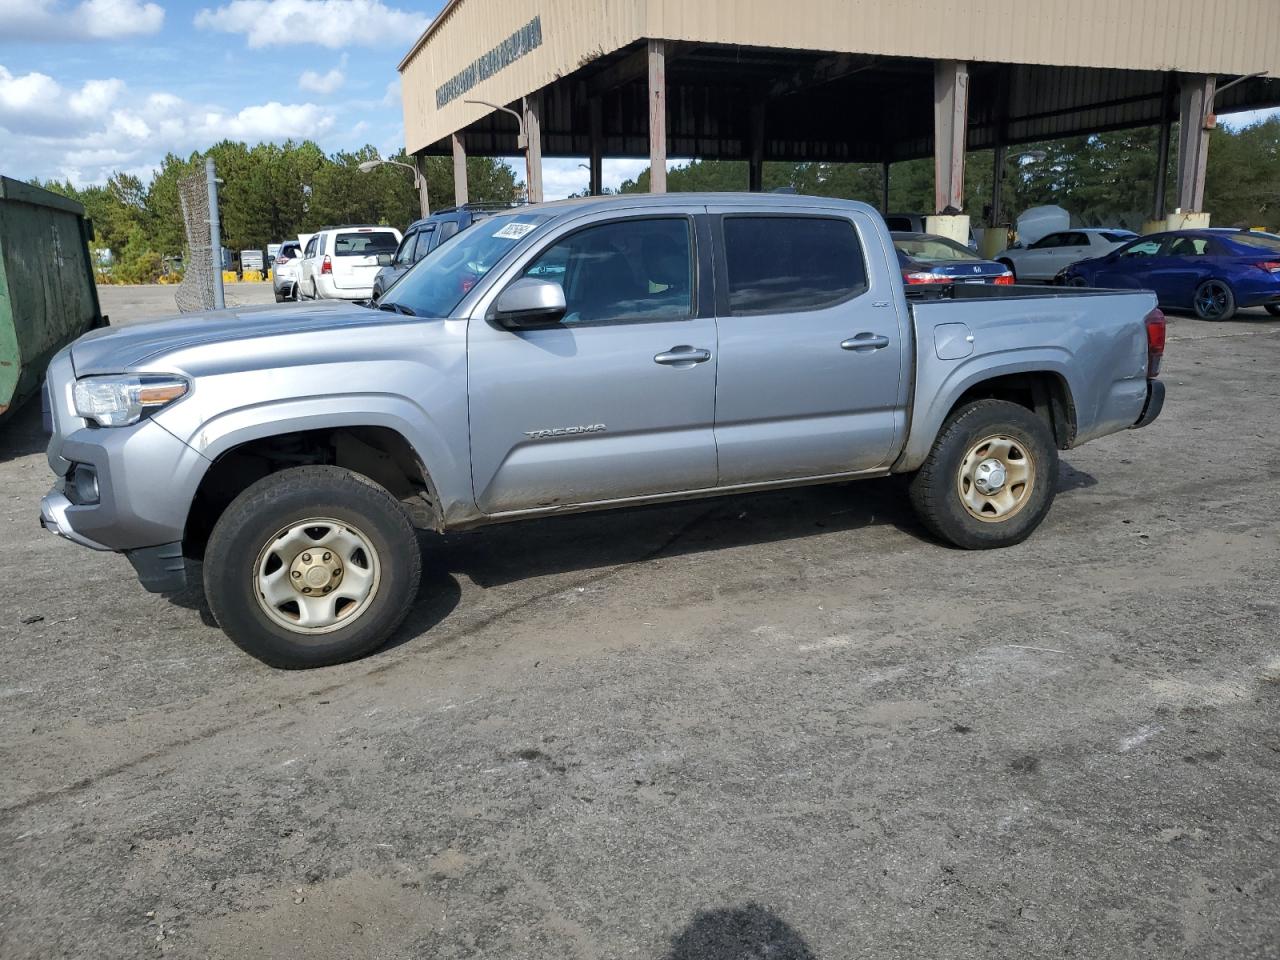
[0,286,1277,959]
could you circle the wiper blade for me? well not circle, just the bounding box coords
[377,301,417,316]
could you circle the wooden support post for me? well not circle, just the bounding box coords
[933,60,969,213]
[648,38,667,194]
[451,133,468,207]
[414,154,430,218]
[589,97,603,196]
[748,100,765,192]
[1176,73,1215,213]
[523,93,544,204]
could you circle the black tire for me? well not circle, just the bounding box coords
[908,400,1059,550]
[1193,279,1236,321]
[274,291,284,303]
[1265,303,1280,317]
[998,259,1017,281]
[203,466,421,669]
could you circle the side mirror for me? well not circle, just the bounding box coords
[493,277,567,329]
[377,253,393,266]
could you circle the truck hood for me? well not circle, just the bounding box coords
[70,301,403,375]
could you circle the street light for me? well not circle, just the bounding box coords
[463,98,537,202]
[357,158,428,217]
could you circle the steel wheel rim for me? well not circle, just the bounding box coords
[956,435,1036,523]
[1196,282,1229,318]
[254,517,381,635]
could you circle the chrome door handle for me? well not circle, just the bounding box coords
[654,346,712,366]
[841,333,891,352]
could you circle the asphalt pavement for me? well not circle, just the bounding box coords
[0,285,1277,959]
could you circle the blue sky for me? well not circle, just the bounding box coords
[0,0,1273,199]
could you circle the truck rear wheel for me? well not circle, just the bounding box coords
[203,465,421,668]
[908,400,1058,549]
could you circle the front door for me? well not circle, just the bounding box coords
[709,209,910,485]
[468,213,718,514]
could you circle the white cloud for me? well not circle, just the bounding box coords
[0,64,336,186]
[299,53,347,94]
[195,0,429,49]
[0,0,164,41]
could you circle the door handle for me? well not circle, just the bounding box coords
[841,333,891,352]
[654,346,712,366]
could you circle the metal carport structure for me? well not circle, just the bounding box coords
[398,0,1280,230]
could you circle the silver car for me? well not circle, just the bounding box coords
[41,194,1164,668]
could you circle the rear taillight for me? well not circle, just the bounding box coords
[275,255,290,264]
[903,271,952,285]
[320,255,332,275]
[994,272,1015,285]
[1145,308,1166,378]
[1255,260,1280,273]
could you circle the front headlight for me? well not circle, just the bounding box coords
[73,375,189,427]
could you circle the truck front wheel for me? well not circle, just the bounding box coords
[908,400,1058,549]
[203,466,421,668]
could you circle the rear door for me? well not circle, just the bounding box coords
[1044,231,1093,277]
[467,210,719,513]
[330,229,401,290]
[709,208,910,484]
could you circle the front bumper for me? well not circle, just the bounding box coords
[40,490,111,550]
[1132,379,1165,429]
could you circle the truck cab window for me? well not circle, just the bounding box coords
[521,218,693,325]
[723,216,867,314]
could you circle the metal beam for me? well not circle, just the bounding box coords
[933,60,969,213]
[766,53,873,100]
[748,100,765,191]
[452,133,468,206]
[881,161,890,213]
[648,39,667,194]
[589,97,603,196]
[414,154,430,218]
[1176,73,1215,212]
[991,144,1006,225]
[523,93,544,203]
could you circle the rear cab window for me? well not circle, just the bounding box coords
[721,216,868,314]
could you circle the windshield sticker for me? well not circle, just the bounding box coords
[493,222,537,240]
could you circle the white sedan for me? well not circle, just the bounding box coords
[996,228,1137,282]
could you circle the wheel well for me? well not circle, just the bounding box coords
[183,426,439,559]
[950,372,1076,449]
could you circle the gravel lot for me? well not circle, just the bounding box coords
[1,285,1277,959]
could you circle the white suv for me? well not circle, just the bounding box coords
[298,226,403,301]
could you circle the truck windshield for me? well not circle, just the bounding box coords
[379,213,548,318]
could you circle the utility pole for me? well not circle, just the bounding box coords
[205,156,225,310]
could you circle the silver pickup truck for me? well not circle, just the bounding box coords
[40,195,1165,668]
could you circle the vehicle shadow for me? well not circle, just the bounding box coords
[0,396,48,464]
[665,903,817,959]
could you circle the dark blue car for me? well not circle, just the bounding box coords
[1060,229,1280,321]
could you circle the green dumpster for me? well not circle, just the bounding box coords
[0,176,106,421]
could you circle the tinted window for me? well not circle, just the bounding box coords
[393,232,417,266]
[438,221,460,243]
[1063,232,1090,246]
[723,216,867,314]
[884,216,914,232]
[335,231,399,256]
[520,217,693,326]
[1030,233,1066,249]
[1166,236,1212,256]
[1229,232,1280,253]
[893,233,979,262]
[1118,238,1164,258]
[412,226,436,261]
[1101,231,1136,243]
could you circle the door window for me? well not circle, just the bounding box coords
[1118,239,1164,258]
[1166,236,1212,256]
[1029,233,1067,249]
[303,236,317,258]
[519,217,694,325]
[722,216,867,314]
[393,232,417,266]
[412,226,436,261]
[1062,232,1090,246]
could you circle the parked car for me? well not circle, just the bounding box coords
[892,232,1013,287]
[297,226,403,301]
[372,204,512,300]
[1059,229,1280,321]
[40,194,1165,668]
[271,240,303,301]
[997,228,1137,282]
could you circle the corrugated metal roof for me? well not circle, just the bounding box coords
[400,0,1280,155]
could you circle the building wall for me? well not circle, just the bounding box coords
[401,0,1280,153]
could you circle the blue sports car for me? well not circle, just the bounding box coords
[1059,229,1280,321]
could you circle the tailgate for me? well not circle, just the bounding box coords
[331,230,400,290]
